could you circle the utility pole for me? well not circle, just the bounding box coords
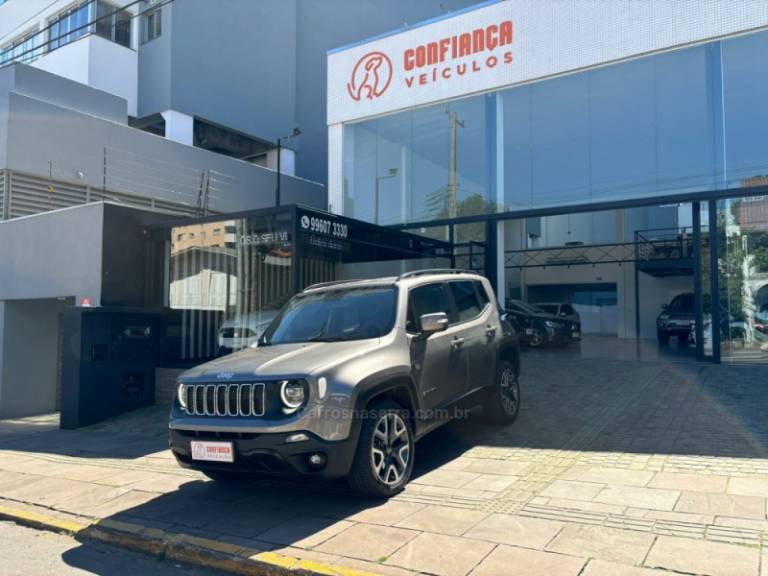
[275,127,301,207]
[447,110,464,219]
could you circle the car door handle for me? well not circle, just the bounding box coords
[451,337,465,348]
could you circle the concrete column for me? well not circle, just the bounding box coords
[266,147,296,176]
[161,110,194,146]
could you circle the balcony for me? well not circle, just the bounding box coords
[30,34,137,116]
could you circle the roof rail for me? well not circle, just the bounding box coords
[397,268,474,280]
[304,279,360,291]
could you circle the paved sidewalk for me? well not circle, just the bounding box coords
[2,357,768,576]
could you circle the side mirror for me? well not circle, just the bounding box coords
[560,311,567,316]
[419,312,449,336]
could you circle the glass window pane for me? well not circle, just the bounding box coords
[449,281,481,322]
[409,283,451,328]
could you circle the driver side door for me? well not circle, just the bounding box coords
[407,282,466,412]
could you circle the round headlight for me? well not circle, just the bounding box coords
[177,383,187,408]
[280,380,306,409]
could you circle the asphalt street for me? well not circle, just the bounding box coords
[0,521,218,576]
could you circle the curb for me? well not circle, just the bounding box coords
[0,502,381,576]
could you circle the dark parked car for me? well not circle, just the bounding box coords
[657,292,695,344]
[505,300,578,347]
[533,303,581,338]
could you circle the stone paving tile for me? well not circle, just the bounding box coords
[2,476,95,508]
[464,513,564,549]
[462,459,532,476]
[411,469,482,488]
[125,473,198,493]
[546,524,655,565]
[565,467,654,487]
[544,498,626,515]
[674,491,767,520]
[582,559,670,576]
[394,505,488,536]
[642,509,714,524]
[649,472,728,493]
[203,508,299,538]
[52,484,132,515]
[386,532,494,576]
[77,488,159,518]
[713,516,768,531]
[593,486,681,511]
[345,500,425,526]
[90,469,175,488]
[316,523,419,562]
[645,535,760,576]
[256,515,355,548]
[470,545,586,576]
[462,474,519,492]
[540,480,605,501]
[728,477,768,498]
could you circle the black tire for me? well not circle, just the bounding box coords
[347,399,414,498]
[657,330,670,345]
[202,469,247,482]
[678,332,690,344]
[484,360,521,425]
[528,327,545,348]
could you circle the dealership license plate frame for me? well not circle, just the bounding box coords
[191,440,235,463]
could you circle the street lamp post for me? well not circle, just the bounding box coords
[275,127,301,207]
[374,168,398,224]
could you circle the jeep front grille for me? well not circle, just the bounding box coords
[182,383,265,417]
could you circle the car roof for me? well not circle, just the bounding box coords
[301,270,487,293]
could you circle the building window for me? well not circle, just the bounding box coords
[142,8,161,43]
[49,3,91,50]
[213,228,221,236]
[0,30,40,65]
[95,1,132,48]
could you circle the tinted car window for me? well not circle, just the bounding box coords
[261,287,396,345]
[449,281,482,323]
[562,305,575,315]
[408,283,451,332]
[670,293,694,310]
[475,281,490,308]
[538,304,558,315]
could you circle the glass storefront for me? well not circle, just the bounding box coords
[715,197,768,362]
[165,206,450,363]
[343,29,768,225]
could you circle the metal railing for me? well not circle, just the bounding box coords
[635,227,694,261]
[505,227,695,269]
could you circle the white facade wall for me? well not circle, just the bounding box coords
[0,0,139,115]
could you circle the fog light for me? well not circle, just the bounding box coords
[308,452,326,469]
[286,433,309,443]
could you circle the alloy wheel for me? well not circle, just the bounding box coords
[370,412,410,486]
[500,367,519,416]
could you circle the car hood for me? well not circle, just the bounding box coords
[179,339,382,381]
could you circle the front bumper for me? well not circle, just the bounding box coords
[169,428,358,479]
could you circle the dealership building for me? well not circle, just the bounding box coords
[2,0,768,423]
[326,0,768,364]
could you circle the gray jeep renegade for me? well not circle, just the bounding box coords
[169,270,521,497]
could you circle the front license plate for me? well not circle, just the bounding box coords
[191,441,234,463]
[525,328,533,335]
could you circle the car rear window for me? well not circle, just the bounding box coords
[449,281,482,323]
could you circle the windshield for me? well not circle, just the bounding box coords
[537,304,558,315]
[260,286,397,345]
